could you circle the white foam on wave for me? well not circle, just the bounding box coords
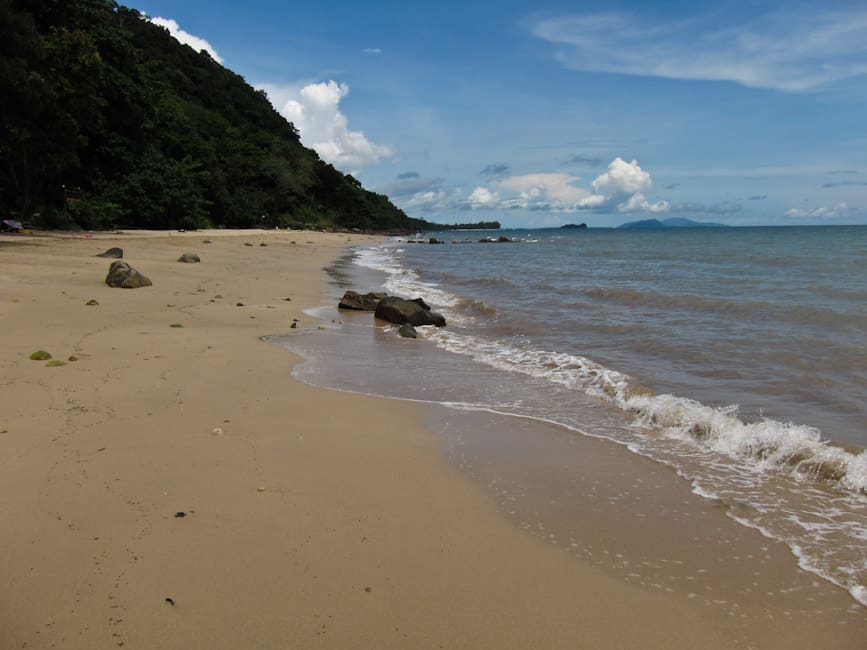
[354,243,469,323]
[351,241,867,607]
[356,242,867,494]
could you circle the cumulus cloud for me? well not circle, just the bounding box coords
[272,81,392,170]
[461,159,668,213]
[401,189,462,212]
[531,8,867,91]
[785,203,849,218]
[499,173,595,207]
[618,192,670,213]
[397,157,669,217]
[592,157,653,195]
[149,17,223,63]
[467,186,501,209]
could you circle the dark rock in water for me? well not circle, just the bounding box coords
[375,296,446,327]
[178,252,200,263]
[259,242,268,247]
[244,242,254,247]
[338,290,386,311]
[96,247,123,259]
[86,299,99,306]
[478,236,514,243]
[202,240,213,244]
[429,237,445,244]
[397,323,417,338]
[105,260,152,288]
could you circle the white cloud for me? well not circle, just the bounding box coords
[467,186,501,208]
[397,157,669,216]
[149,17,223,63]
[592,157,653,195]
[618,192,670,213]
[499,173,591,206]
[362,48,383,54]
[269,81,392,170]
[785,202,849,218]
[531,9,867,91]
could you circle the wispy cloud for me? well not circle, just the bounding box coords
[747,194,768,200]
[362,48,383,54]
[149,16,223,63]
[531,9,867,91]
[480,163,510,179]
[562,154,602,167]
[379,175,444,198]
[821,181,867,188]
[785,202,849,218]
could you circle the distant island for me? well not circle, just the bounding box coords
[560,223,588,230]
[619,218,727,229]
[428,220,501,231]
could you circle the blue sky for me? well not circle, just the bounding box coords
[140,1,867,227]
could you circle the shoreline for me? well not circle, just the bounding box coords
[0,230,863,648]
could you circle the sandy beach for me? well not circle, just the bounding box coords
[0,230,863,649]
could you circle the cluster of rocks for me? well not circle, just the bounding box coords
[405,236,516,245]
[100,248,203,288]
[338,291,446,338]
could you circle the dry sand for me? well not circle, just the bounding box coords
[0,230,859,648]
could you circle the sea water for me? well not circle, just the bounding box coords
[277,225,867,609]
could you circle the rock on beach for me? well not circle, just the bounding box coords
[105,260,152,288]
[374,296,446,327]
[338,291,386,311]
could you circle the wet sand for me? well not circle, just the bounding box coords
[0,229,863,648]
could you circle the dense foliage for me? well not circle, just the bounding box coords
[0,0,430,231]
[433,220,501,230]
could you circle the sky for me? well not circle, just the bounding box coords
[140,1,867,227]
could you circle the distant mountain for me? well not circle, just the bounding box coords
[619,218,727,229]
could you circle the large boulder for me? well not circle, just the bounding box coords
[338,290,386,311]
[105,260,152,288]
[178,252,200,263]
[96,247,123,258]
[397,323,418,338]
[375,296,446,327]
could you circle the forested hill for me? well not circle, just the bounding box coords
[0,0,428,232]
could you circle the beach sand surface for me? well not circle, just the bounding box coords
[0,230,861,648]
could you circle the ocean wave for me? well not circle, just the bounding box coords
[454,297,498,317]
[421,328,867,494]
